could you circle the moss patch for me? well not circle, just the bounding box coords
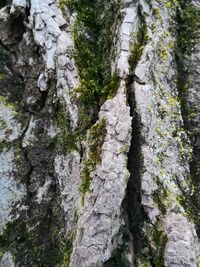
[80,119,107,205]
[0,45,24,103]
[176,3,200,236]
[63,0,121,131]
[129,16,149,73]
[0,193,68,267]
[152,226,168,267]
[61,232,74,267]
[178,4,200,54]
[55,100,82,152]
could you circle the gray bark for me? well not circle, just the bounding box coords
[0,0,200,266]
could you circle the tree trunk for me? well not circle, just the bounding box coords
[0,0,200,266]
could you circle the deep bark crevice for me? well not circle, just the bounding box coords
[0,0,7,9]
[104,4,153,265]
[124,4,151,263]
[175,2,200,237]
[126,82,145,249]
[125,79,151,266]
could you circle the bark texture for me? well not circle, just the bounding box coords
[0,0,200,266]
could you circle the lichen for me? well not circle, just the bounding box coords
[153,8,162,20]
[0,96,18,111]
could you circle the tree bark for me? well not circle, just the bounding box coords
[0,0,200,266]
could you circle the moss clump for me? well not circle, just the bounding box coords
[176,3,200,236]
[0,141,8,152]
[177,187,200,236]
[74,72,120,105]
[178,4,200,54]
[153,178,168,214]
[0,73,4,80]
[56,100,81,152]
[61,234,74,267]
[152,226,168,267]
[80,119,107,205]
[143,223,168,267]
[103,250,128,267]
[165,1,172,8]
[59,0,121,155]
[129,20,149,72]
[0,44,24,104]
[0,192,68,267]
[0,220,29,258]
[131,223,167,267]
[0,119,13,137]
[67,0,121,107]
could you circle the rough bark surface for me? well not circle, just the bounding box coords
[0,0,200,266]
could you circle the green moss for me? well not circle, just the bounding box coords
[80,119,107,205]
[0,119,13,136]
[135,223,168,267]
[56,100,81,152]
[0,140,9,152]
[73,210,79,224]
[129,22,149,72]
[178,193,200,227]
[152,226,168,267]
[0,193,68,267]
[59,1,121,154]
[67,0,121,107]
[178,4,200,54]
[153,177,168,214]
[61,235,74,267]
[176,3,200,236]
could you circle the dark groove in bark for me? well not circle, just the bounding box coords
[175,2,200,237]
[0,0,7,9]
[125,78,151,266]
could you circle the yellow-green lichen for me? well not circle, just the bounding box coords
[153,8,162,20]
[0,73,4,80]
[0,96,18,111]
